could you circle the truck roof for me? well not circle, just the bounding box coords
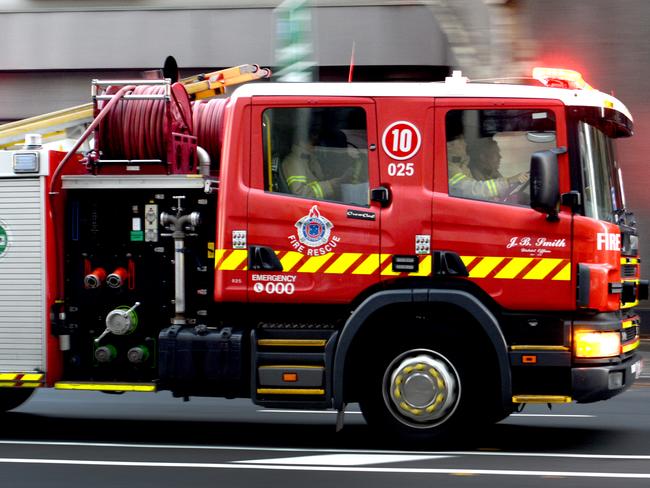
[231,79,633,122]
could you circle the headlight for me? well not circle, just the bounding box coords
[574,331,621,358]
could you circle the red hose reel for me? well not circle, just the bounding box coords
[93,81,199,174]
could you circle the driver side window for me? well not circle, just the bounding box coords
[446,109,557,206]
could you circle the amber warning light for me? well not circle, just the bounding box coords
[532,67,593,90]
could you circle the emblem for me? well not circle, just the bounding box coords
[0,221,7,258]
[295,205,333,248]
[288,205,341,255]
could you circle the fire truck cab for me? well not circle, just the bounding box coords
[0,66,646,442]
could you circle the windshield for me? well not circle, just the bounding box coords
[577,121,625,223]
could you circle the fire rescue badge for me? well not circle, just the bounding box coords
[295,205,333,248]
[288,205,341,255]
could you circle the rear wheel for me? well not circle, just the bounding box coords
[0,389,34,413]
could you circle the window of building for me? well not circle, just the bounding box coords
[446,109,557,206]
[263,107,370,207]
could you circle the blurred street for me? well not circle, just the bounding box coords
[1,360,649,488]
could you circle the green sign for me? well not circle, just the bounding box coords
[274,0,315,82]
[0,223,7,257]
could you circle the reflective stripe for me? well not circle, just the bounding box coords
[213,249,571,282]
[297,253,334,273]
[461,256,476,267]
[213,249,226,266]
[409,255,432,277]
[324,253,362,274]
[469,257,504,278]
[495,257,533,279]
[219,250,248,270]
[487,179,498,197]
[307,181,324,199]
[21,373,44,382]
[622,338,640,353]
[552,262,572,281]
[449,173,467,185]
[286,175,307,186]
[55,382,156,392]
[280,251,304,271]
[381,254,402,276]
[523,258,563,280]
[352,254,389,275]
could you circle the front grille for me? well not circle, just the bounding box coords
[621,264,637,278]
[622,326,639,343]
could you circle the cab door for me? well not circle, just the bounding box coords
[247,97,381,304]
[432,100,574,311]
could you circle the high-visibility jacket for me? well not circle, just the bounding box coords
[281,146,338,200]
[448,161,511,200]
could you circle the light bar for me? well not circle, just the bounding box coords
[532,67,593,90]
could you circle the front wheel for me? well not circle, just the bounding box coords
[359,345,474,443]
[0,389,34,413]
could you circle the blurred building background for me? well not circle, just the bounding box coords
[0,0,648,321]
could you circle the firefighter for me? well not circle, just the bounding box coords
[448,135,529,201]
[281,128,361,201]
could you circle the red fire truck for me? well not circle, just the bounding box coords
[0,64,646,441]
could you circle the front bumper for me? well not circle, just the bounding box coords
[572,353,642,403]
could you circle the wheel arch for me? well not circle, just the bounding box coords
[332,288,511,411]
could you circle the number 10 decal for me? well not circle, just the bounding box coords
[382,121,422,161]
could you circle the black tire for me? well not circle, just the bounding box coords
[0,389,34,413]
[358,330,497,444]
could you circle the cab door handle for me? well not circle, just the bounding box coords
[370,186,391,207]
[249,246,283,271]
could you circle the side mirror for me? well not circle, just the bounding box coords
[530,148,565,220]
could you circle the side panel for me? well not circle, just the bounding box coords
[0,175,45,371]
[432,99,575,311]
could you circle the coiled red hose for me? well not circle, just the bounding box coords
[192,98,228,167]
[99,85,168,160]
[98,86,228,167]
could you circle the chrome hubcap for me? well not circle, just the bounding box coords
[383,349,460,429]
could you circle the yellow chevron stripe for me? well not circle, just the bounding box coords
[324,253,362,274]
[213,249,226,268]
[523,258,563,280]
[381,254,402,276]
[409,255,432,277]
[280,251,304,271]
[297,253,334,273]
[352,254,385,275]
[469,257,504,278]
[219,250,248,270]
[21,373,44,382]
[0,374,19,381]
[494,257,533,279]
[461,256,476,267]
[552,262,571,281]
